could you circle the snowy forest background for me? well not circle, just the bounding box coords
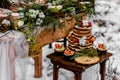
[15,0,120,80]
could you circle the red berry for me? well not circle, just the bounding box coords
[65,50,71,54]
[81,25,85,28]
[80,22,85,28]
[55,44,60,48]
[89,36,95,43]
[88,22,92,27]
[98,43,104,48]
[74,38,79,43]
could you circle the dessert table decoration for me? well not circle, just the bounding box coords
[97,43,107,56]
[94,33,107,56]
[54,43,65,55]
[64,48,75,60]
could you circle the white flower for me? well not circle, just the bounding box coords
[37,19,41,21]
[29,10,38,18]
[39,12,45,18]
[35,10,39,15]
[40,19,43,24]
[36,19,41,25]
[29,9,35,13]
[41,12,45,18]
[52,1,56,5]
[19,12,24,18]
[48,6,56,9]
[32,10,36,14]
[83,20,88,26]
[2,19,10,25]
[30,14,37,18]
[36,19,43,25]
[47,3,52,7]
[84,1,90,4]
[18,7,24,11]
[80,2,86,5]
[79,36,87,46]
[56,5,63,10]
[18,20,24,27]
[36,21,41,25]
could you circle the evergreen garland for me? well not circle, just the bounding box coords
[70,48,98,60]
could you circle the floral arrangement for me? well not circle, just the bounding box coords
[75,20,92,29]
[15,0,94,42]
[0,0,94,44]
[0,0,95,57]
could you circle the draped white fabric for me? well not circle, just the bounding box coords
[0,30,29,80]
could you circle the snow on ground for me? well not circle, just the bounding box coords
[15,0,120,80]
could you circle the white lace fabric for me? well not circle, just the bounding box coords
[0,30,29,80]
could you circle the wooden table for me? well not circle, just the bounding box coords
[47,52,112,80]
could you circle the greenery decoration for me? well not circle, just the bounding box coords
[16,0,94,43]
[70,48,98,60]
[0,0,94,44]
[0,0,94,43]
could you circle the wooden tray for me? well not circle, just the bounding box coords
[75,56,100,65]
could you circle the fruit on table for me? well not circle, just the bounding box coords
[98,43,104,48]
[88,22,92,27]
[81,25,85,28]
[64,48,74,56]
[73,38,79,43]
[55,44,61,48]
[89,36,95,43]
[54,44,65,53]
[64,50,71,54]
[98,43,107,51]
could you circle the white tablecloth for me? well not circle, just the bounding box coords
[0,30,29,80]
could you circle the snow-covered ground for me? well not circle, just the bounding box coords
[15,0,120,80]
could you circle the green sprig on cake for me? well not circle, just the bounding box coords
[76,48,98,57]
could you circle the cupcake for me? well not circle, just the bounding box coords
[54,44,65,55]
[64,48,74,60]
[97,43,107,55]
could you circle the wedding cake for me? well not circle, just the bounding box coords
[67,20,95,53]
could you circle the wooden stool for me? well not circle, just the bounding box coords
[47,52,112,80]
